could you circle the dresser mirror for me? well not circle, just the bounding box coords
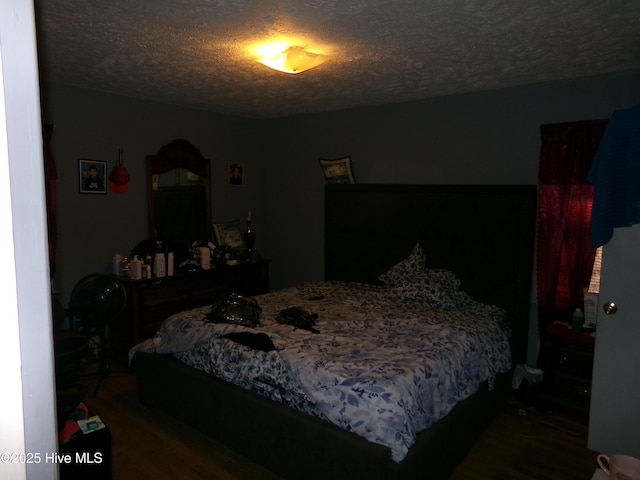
[147,139,212,248]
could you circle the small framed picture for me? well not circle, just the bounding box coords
[228,162,244,186]
[79,159,107,194]
[212,220,245,249]
[319,155,355,184]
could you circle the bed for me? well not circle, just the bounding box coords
[134,184,537,480]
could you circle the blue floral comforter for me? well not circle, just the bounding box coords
[131,280,511,462]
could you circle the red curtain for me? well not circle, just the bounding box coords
[43,124,65,328]
[43,123,57,264]
[537,120,607,330]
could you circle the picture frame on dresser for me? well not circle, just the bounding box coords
[212,220,244,249]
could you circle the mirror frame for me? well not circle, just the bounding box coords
[147,139,212,245]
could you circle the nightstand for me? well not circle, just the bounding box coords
[538,322,596,420]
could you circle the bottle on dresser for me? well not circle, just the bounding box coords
[130,256,142,280]
[154,252,166,278]
[167,251,174,276]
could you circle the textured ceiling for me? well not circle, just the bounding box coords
[35,0,640,119]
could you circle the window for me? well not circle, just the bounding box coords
[588,246,603,294]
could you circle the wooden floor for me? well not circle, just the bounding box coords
[74,368,599,480]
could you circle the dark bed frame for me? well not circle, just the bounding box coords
[136,184,537,480]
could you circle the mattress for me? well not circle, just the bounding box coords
[130,279,511,462]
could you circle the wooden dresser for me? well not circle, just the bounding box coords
[110,260,269,362]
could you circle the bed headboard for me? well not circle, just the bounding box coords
[324,184,537,365]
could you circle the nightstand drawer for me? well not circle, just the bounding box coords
[553,372,592,400]
[549,347,594,378]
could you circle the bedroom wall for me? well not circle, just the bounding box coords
[39,83,266,307]
[260,70,640,293]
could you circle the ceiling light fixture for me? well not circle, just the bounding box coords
[257,45,328,74]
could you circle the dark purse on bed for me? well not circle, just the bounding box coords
[276,307,319,333]
[205,292,261,327]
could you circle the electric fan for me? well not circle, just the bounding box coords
[67,273,127,396]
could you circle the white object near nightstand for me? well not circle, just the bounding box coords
[591,468,606,480]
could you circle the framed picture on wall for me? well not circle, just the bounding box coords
[79,159,107,194]
[228,162,244,186]
[318,155,355,184]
